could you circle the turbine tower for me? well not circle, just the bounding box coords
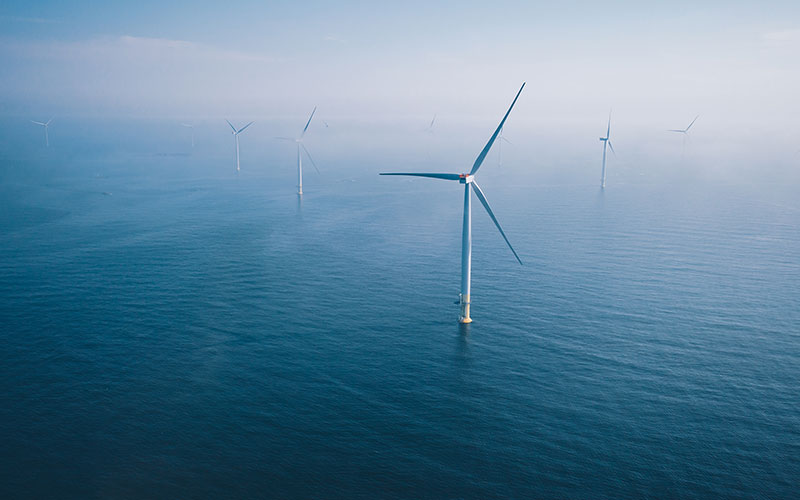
[276,107,320,195]
[381,83,525,324]
[668,115,699,158]
[599,111,615,188]
[31,118,53,147]
[226,120,253,172]
[181,123,194,148]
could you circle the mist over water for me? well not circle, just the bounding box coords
[1,123,798,498]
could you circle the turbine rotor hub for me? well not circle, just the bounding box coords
[458,174,474,184]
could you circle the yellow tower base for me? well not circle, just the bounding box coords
[459,294,472,323]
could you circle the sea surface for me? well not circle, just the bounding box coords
[1,148,799,499]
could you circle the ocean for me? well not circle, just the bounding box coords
[1,135,798,498]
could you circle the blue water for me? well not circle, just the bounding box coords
[1,149,799,498]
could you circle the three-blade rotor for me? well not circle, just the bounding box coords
[227,120,254,135]
[380,82,526,265]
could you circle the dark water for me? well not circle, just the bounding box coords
[1,151,798,499]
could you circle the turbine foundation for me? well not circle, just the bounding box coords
[459,294,472,324]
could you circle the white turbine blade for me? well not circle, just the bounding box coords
[686,115,699,131]
[429,114,437,129]
[275,136,295,141]
[181,123,193,128]
[380,172,461,181]
[237,121,254,134]
[31,120,46,126]
[608,141,616,155]
[301,144,321,174]
[300,106,317,138]
[471,181,522,265]
[226,120,236,132]
[606,111,612,138]
[46,118,54,126]
[667,129,685,133]
[470,82,525,176]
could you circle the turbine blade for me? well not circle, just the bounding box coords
[275,136,295,141]
[686,115,699,131]
[471,181,522,265]
[30,120,45,126]
[300,106,317,138]
[379,172,460,181]
[606,110,611,138]
[429,114,437,129]
[226,120,236,132]
[470,82,525,176]
[237,121,254,134]
[181,123,193,128]
[608,141,616,155]
[667,130,684,133]
[301,144,321,174]
[46,118,54,125]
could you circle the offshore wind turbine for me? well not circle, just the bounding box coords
[226,120,253,172]
[497,126,512,167]
[669,115,699,158]
[599,111,615,188]
[31,118,53,147]
[381,83,525,324]
[276,107,320,195]
[181,123,194,148]
[427,114,437,134]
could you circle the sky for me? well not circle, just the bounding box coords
[1,1,799,181]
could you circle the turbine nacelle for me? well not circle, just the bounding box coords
[458,174,474,184]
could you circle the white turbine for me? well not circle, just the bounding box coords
[276,107,320,195]
[226,120,254,172]
[31,118,53,147]
[381,83,525,324]
[427,114,437,134]
[181,123,194,148]
[668,115,699,158]
[599,111,615,188]
[497,126,512,167]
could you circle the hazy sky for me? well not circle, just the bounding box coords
[1,1,799,176]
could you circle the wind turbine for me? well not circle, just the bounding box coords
[668,115,699,158]
[31,118,53,147]
[497,126,512,166]
[181,123,194,148]
[226,120,253,172]
[276,107,320,195]
[381,83,525,324]
[599,111,615,188]
[427,114,437,134]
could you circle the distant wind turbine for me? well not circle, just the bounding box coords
[276,107,320,195]
[226,120,254,172]
[497,126,512,167]
[181,123,194,148]
[669,115,699,158]
[381,83,525,324]
[427,114,437,134]
[599,111,615,188]
[31,118,53,147]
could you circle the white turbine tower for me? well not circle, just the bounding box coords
[31,118,53,147]
[181,123,194,148]
[226,120,254,172]
[381,83,525,324]
[276,107,320,195]
[669,115,699,158]
[599,111,615,188]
